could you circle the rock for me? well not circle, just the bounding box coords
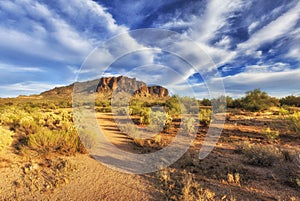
[40,76,170,98]
[96,76,169,98]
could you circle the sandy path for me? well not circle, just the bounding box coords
[50,155,157,201]
[0,113,160,200]
[95,112,133,151]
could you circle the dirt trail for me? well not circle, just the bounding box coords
[95,112,134,151]
[0,113,160,200]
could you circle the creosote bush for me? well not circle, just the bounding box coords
[237,142,282,167]
[27,127,85,154]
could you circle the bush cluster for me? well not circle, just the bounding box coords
[0,106,85,155]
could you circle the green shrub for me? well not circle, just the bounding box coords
[263,127,280,141]
[278,107,289,116]
[0,126,14,152]
[199,109,211,126]
[280,95,300,107]
[139,108,151,124]
[19,116,38,134]
[200,98,211,106]
[165,95,184,116]
[95,107,112,113]
[241,89,279,112]
[287,112,300,132]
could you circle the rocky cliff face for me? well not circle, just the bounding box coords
[40,76,169,98]
[96,76,169,97]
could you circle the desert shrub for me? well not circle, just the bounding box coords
[238,143,282,167]
[129,106,141,116]
[77,128,98,149]
[27,127,84,154]
[0,126,14,152]
[95,107,112,113]
[163,115,173,132]
[286,112,300,132]
[227,173,241,185]
[262,127,280,141]
[278,107,290,116]
[200,98,211,106]
[139,108,151,124]
[211,96,227,113]
[114,107,128,116]
[165,95,184,116]
[120,123,137,135]
[157,168,218,201]
[48,103,57,110]
[199,109,211,126]
[182,117,196,134]
[57,100,72,108]
[19,116,39,134]
[180,173,215,201]
[119,123,145,147]
[240,89,279,112]
[95,99,110,107]
[0,108,26,127]
[180,96,198,114]
[280,95,300,107]
[150,111,172,132]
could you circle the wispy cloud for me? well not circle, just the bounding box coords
[0,63,45,73]
[0,0,299,97]
[238,1,300,53]
[0,82,64,98]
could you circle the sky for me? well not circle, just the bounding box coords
[0,0,300,98]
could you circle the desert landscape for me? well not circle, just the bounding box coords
[1,0,300,200]
[0,76,299,201]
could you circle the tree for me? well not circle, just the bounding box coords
[201,98,211,106]
[280,95,300,107]
[165,95,185,116]
[241,89,279,112]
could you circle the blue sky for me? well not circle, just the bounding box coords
[0,0,300,98]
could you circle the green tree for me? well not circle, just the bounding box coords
[241,89,279,112]
[280,95,300,107]
[201,98,211,106]
[165,95,184,116]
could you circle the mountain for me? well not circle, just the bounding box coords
[96,76,169,97]
[40,76,169,98]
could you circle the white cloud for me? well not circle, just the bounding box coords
[243,62,289,73]
[248,21,259,33]
[191,0,244,43]
[0,62,45,73]
[208,67,300,97]
[0,82,64,97]
[0,0,132,65]
[238,1,300,53]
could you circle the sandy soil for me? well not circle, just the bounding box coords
[0,112,160,201]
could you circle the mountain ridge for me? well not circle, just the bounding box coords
[40,76,169,98]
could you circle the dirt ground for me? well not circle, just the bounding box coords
[0,112,299,200]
